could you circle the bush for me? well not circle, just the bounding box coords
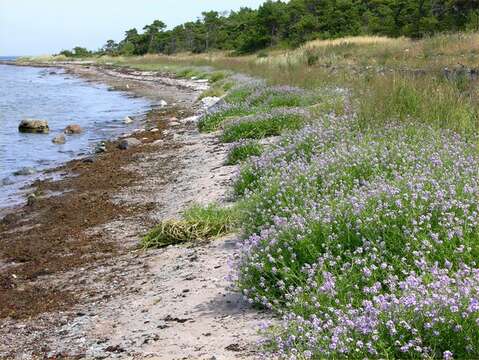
[222,111,308,142]
[198,105,253,132]
[226,141,263,165]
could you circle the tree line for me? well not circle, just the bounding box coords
[61,0,479,57]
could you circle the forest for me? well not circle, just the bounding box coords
[60,0,479,57]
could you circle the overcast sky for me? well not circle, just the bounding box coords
[0,0,266,56]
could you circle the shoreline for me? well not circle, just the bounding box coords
[0,62,267,358]
[0,61,204,217]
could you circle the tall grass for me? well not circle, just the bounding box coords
[358,75,479,137]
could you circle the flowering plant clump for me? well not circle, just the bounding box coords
[231,110,479,358]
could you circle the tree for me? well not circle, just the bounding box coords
[102,40,119,56]
[143,20,167,53]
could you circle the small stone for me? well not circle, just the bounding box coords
[19,119,49,133]
[118,138,141,150]
[95,143,107,153]
[1,177,15,186]
[123,116,134,124]
[52,134,66,144]
[225,343,243,352]
[170,122,181,127]
[64,124,82,134]
[13,167,36,176]
[159,99,168,107]
[180,116,200,125]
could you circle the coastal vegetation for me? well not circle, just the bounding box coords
[114,28,479,358]
[60,1,479,56]
[24,1,479,357]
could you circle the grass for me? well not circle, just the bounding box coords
[221,112,307,142]
[225,141,263,165]
[74,33,479,136]
[142,203,239,248]
[198,105,253,132]
[357,75,479,136]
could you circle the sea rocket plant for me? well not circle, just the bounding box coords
[232,111,479,358]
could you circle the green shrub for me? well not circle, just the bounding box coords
[224,87,255,104]
[226,141,263,165]
[198,106,252,132]
[209,71,226,83]
[222,113,307,142]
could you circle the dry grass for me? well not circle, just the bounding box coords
[25,33,479,135]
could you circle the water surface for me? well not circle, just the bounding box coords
[0,64,152,208]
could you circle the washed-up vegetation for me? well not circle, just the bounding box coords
[142,203,238,248]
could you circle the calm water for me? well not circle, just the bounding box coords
[0,64,152,208]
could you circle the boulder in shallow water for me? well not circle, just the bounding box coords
[18,119,49,133]
[64,124,82,134]
[52,134,66,144]
[118,138,141,150]
[123,116,134,124]
[1,177,14,186]
[13,167,36,176]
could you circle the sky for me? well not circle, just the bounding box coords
[0,0,266,56]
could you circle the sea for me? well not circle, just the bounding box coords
[0,62,152,209]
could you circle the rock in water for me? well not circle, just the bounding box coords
[118,138,141,150]
[159,99,168,107]
[64,124,82,134]
[1,177,14,186]
[18,119,49,133]
[13,167,36,176]
[52,134,66,144]
[124,116,134,124]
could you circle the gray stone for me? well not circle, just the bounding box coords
[201,96,225,113]
[123,116,134,124]
[180,115,200,125]
[18,119,49,133]
[95,142,107,153]
[52,134,66,144]
[159,99,168,107]
[13,167,36,176]
[64,124,82,134]
[118,138,141,150]
[1,177,15,186]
